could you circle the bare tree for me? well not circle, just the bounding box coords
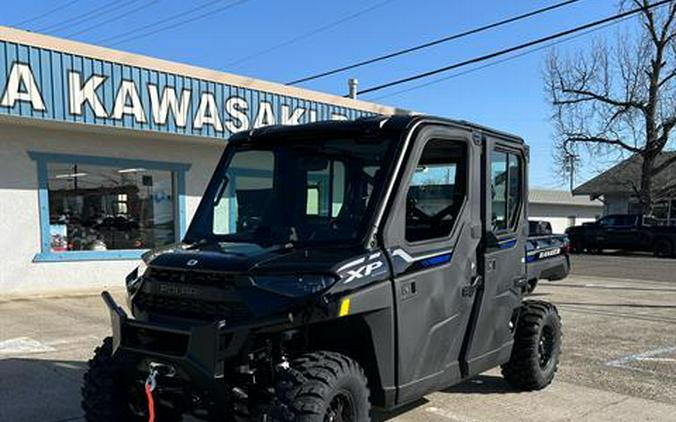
[546,0,676,212]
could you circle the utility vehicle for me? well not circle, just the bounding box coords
[82,115,562,421]
[525,220,570,293]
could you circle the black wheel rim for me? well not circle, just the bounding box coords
[538,325,555,369]
[324,390,356,422]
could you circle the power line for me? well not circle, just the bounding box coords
[95,0,226,44]
[12,0,82,28]
[226,0,396,68]
[63,0,159,38]
[356,0,674,96]
[286,0,582,86]
[368,15,637,101]
[99,0,252,46]
[36,0,138,34]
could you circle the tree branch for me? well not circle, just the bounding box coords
[558,88,645,110]
[658,67,676,87]
[564,135,643,154]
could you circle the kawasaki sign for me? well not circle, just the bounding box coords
[0,38,376,138]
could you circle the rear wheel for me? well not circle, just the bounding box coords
[653,239,673,258]
[81,337,182,422]
[272,351,370,422]
[501,301,561,391]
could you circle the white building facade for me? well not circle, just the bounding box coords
[528,189,603,234]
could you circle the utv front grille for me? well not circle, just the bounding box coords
[145,267,237,286]
[134,292,253,323]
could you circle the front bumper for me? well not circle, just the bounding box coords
[102,291,290,398]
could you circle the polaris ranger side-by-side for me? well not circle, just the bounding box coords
[525,220,570,293]
[82,115,562,421]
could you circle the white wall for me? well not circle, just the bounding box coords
[529,203,602,234]
[0,119,223,296]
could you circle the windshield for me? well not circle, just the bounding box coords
[186,135,398,247]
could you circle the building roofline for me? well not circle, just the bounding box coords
[0,26,398,116]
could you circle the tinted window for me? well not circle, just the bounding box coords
[491,150,522,232]
[508,154,522,228]
[213,150,275,235]
[598,216,615,226]
[193,135,397,247]
[405,139,466,242]
[306,160,345,218]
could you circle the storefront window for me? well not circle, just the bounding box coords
[29,151,189,261]
[46,163,176,252]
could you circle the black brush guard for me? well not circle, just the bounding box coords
[101,291,290,412]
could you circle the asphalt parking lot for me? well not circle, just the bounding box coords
[1,254,675,422]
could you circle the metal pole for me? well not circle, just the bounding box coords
[347,78,358,99]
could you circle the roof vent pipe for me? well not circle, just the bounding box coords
[347,78,358,99]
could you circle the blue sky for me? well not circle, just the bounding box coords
[3,0,633,188]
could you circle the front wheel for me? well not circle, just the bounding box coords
[81,337,182,422]
[501,301,562,391]
[273,351,371,422]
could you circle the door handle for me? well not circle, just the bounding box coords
[462,276,483,297]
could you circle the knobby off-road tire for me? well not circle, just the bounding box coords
[272,351,371,422]
[81,337,182,422]
[653,238,674,258]
[501,301,562,391]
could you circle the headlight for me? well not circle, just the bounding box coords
[125,260,148,295]
[136,260,148,277]
[254,275,337,298]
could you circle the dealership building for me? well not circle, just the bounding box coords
[0,26,397,295]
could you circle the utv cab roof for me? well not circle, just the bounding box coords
[229,115,525,146]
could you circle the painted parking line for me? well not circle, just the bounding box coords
[0,335,99,356]
[606,346,676,378]
[0,337,55,355]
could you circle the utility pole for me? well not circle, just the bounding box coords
[565,153,578,193]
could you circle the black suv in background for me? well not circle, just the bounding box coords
[566,214,676,257]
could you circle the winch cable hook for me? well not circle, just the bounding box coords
[145,368,158,422]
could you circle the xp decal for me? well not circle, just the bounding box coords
[337,253,387,284]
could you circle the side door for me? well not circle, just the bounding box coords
[462,138,527,375]
[609,215,639,249]
[382,125,481,404]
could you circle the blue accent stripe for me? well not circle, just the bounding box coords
[419,253,453,268]
[499,239,517,249]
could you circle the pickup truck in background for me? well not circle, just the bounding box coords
[525,220,570,293]
[565,214,676,258]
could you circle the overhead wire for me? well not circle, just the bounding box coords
[99,0,252,46]
[286,0,583,86]
[355,0,674,96]
[225,0,397,67]
[12,0,82,28]
[36,0,138,34]
[63,0,160,38]
[368,15,638,101]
